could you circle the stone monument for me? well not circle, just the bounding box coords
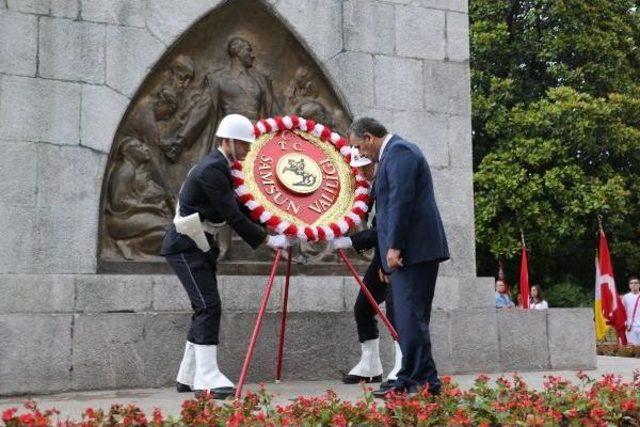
[0,0,595,396]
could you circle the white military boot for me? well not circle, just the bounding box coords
[342,338,383,383]
[176,341,196,392]
[385,341,403,381]
[193,344,235,399]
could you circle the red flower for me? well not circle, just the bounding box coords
[621,399,637,411]
[476,373,491,382]
[227,411,245,427]
[152,407,164,424]
[566,408,578,418]
[84,407,96,419]
[2,408,17,423]
[19,413,35,424]
[576,370,589,381]
[589,407,606,418]
[331,414,348,427]
[450,408,472,425]
[445,387,462,397]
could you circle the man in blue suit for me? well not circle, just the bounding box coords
[348,117,450,398]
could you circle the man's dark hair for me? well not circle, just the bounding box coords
[349,117,388,139]
[629,275,639,283]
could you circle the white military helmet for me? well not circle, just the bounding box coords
[215,114,255,144]
[350,148,372,168]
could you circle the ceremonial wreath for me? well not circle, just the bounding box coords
[230,115,371,241]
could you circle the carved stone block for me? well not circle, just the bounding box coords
[374,56,424,110]
[0,11,37,76]
[396,6,446,60]
[0,75,81,144]
[39,17,105,83]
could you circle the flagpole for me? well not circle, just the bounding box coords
[597,215,604,234]
[519,230,530,309]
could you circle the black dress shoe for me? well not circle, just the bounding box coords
[342,373,383,384]
[380,379,397,391]
[194,387,236,400]
[176,382,192,393]
[372,386,406,399]
[427,387,441,396]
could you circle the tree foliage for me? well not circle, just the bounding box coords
[471,0,640,291]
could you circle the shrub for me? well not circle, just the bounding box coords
[545,279,593,308]
[597,343,640,358]
[3,373,640,426]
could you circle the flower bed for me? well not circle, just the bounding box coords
[597,343,640,358]
[3,372,640,426]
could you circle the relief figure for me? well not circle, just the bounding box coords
[105,138,174,260]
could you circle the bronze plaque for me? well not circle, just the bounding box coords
[99,0,351,270]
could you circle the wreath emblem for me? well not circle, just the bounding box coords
[231,115,371,241]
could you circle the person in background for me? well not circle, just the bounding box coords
[529,285,549,309]
[622,275,640,345]
[495,279,515,309]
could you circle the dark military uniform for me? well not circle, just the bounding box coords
[350,227,396,343]
[160,149,266,345]
[350,174,395,343]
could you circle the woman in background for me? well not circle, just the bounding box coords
[529,285,549,309]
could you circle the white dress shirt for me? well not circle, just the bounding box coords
[530,300,549,310]
[623,292,640,328]
[378,134,394,160]
[218,147,232,166]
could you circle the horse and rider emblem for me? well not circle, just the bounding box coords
[282,158,317,187]
[276,153,322,195]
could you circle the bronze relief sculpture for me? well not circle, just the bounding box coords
[99,0,350,269]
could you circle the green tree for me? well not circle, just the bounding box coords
[471,0,640,294]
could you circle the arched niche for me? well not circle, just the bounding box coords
[98,0,351,272]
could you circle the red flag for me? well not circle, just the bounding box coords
[498,258,510,293]
[519,235,530,309]
[598,228,628,344]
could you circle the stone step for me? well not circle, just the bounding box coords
[99,260,369,276]
[0,309,597,396]
[0,274,495,314]
[100,240,371,275]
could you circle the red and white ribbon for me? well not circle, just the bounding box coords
[231,115,370,241]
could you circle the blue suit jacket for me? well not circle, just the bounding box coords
[375,135,449,271]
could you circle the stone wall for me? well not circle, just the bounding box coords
[0,0,597,396]
[0,0,475,277]
[0,274,597,395]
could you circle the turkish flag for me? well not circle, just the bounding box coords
[519,241,530,309]
[598,229,628,345]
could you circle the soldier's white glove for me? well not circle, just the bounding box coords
[329,237,352,251]
[266,234,294,249]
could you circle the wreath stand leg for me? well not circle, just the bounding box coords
[276,246,293,383]
[235,249,283,399]
[338,249,399,341]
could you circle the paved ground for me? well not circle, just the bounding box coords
[1,357,637,421]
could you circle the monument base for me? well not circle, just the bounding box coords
[0,274,596,396]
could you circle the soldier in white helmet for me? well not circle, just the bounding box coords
[160,114,292,399]
[329,149,402,390]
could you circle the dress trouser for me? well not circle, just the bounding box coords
[165,250,221,345]
[391,260,440,392]
[354,252,396,342]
